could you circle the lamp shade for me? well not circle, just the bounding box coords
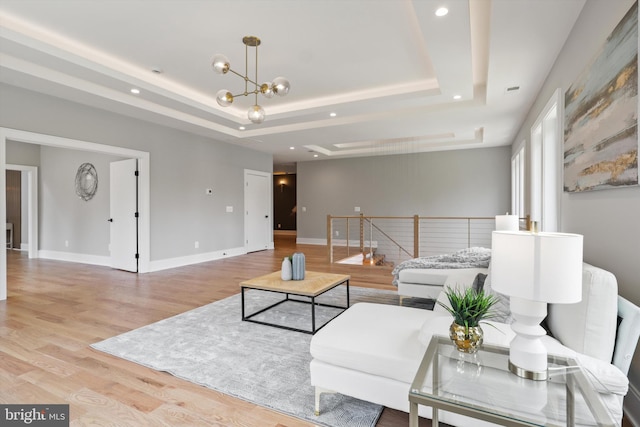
[495,214,519,231]
[491,231,583,303]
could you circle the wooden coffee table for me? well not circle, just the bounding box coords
[240,270,350,334]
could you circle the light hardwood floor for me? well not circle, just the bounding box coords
[0,235,435,426]
[0,235,631,427]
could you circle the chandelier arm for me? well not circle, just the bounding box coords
[255,40,259,105]
[226,68,261,86]
[226,68,246,79]
[230,90,260,98]
[245,41,249,98]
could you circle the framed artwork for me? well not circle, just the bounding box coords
[563,1,638,192]
[75,162,98,201]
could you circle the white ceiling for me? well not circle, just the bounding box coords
[0,0,586,166]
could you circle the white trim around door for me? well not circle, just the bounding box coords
[0,127,151,301]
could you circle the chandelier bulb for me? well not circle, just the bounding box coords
[248,105,265,124]
[272,77,290,97]
[260,82,274,99]
[212,54,230,74]
[216,90,233,107]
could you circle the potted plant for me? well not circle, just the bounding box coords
[437,286,500,353]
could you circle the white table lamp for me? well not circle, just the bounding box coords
[490,230,583,380]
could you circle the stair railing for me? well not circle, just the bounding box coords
[327,214,529,265]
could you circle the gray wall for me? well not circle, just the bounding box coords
[39,147,123,255]
[6,140,40,166]
[0,83,273,262]
[297,146,511,239]
[511,0,640,419]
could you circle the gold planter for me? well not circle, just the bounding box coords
[449,322,483,353]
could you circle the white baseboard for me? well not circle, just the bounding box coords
[38,250,110,266]
[625,382,640,426]
[36,246,265,273]
[296,237,326,245]
[148,246,246,272]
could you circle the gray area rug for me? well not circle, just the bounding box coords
[91,286,433,427]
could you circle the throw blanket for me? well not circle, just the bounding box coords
[391,247,491,286]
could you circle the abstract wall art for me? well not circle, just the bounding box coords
[564,1,638,192]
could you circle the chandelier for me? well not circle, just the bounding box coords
[212,36,290,124]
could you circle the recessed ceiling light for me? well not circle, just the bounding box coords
[330,112,337,117]
[313,154,319,158]
[289,146,295,150]
[130,88,140,95]
[453,94,462,100]
[239,126,245,130]
[435,7,448,17]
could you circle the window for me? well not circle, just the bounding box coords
[530,89,561,232]
[511,144,525,218]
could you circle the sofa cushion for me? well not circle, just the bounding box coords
[310,302,441,384]
[471,273,488,292]
[546,263,618,363]
[542,336,628,395]
[398,267,488,286]
[481,265,513,324]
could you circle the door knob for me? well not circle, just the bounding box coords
[108,218,113,222]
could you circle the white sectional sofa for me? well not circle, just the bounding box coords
[397,267,488,302]
[310,263,639,426]
[392,247,491,302]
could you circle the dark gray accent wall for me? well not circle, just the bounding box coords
[297,146,511,240]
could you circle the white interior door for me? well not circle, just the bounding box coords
[244,170,271,253]
[110,158,138,272]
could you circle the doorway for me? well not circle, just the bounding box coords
[0,127,151,301]
[273,173,296,233]
[5,165,37,259]
[244,169,272,253]
[6,170,21,250]
[110,158,139,272]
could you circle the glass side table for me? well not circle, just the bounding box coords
[409,335,616,427]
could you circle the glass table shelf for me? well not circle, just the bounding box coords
[409,335,616,427]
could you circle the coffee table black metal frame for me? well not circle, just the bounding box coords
[241,277,350,334]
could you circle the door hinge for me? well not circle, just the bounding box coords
[135,212,139,218]
[134,170,139,176]
[135,253,140,259]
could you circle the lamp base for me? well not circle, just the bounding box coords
[507,297,550,381]
[508,360,548,381]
